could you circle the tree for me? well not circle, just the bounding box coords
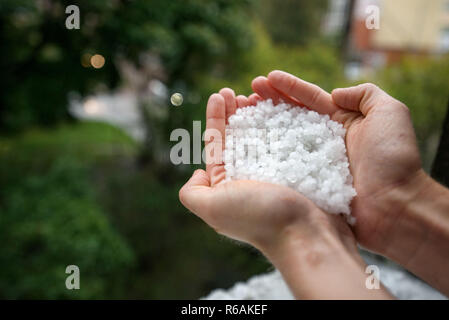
[0,0,254,131]
[0,159,134,298]
[257,0,329,46]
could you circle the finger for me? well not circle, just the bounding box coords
[331,83,400,116]
[236,95,250,108]
[251,76,302,106]
[219,88,237,121]
[211,169,226,186]
[267,70,339,115]
[248,93,263,106]
[179,169,212,215]
[205,93,226,175]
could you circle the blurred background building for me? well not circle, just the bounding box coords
[345,0,449,78]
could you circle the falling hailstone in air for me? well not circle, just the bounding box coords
[170,93,183,106]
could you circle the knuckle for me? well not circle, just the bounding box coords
[383,100,409,114]
[360,82,379,92]
[309,87,322,106]
[287,77,298,92]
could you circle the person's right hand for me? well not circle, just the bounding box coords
[252,71,425,255]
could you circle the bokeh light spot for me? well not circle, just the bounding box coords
[90,54,105,69]
[170,93,183,106]
[81,53,92,68]
[83,98,103,114]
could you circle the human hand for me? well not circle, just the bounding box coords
[252,70,424,255]
[179,90,356,254]
[179,89,395,299]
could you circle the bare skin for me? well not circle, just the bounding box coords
[180,70,449,298]
[252,70,449,296]
[179,90,392,299]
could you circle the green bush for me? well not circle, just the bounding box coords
[0,121,269,299]
[375,55,449,169]
[0,121,137,167]
[0,124,136,299]
[376,55,449,139]
[193,26,347,114]
[93,164,270,299]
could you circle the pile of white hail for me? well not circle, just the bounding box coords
[223,99,356,221]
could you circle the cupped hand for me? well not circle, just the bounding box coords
[252,70,423,253]
[179,89,357,256]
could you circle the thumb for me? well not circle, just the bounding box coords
[331,83,399,116]
[179,169,212,215]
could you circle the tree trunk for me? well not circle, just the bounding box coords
[431,100,449,187]
[341,0,356,57]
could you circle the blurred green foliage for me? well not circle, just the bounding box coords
[0,122,270,298]
[0,157,134,299]
[376,56,449,140]
[94,159,270,298]
[257,0,329,46]
[363,55,449,169]
[0,122,138,298]
[197,25,347,95]
[0,121,137,166]
[1,0,448,299]
[0,0,253,131]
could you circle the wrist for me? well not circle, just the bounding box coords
[269,229,391,299]
[262,211,391,299]
[375,170,444,259]
[260,205,356,263]
[377,170,449,294]
[266,220,359,267]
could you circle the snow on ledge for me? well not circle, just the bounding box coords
[204,252,447,300]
